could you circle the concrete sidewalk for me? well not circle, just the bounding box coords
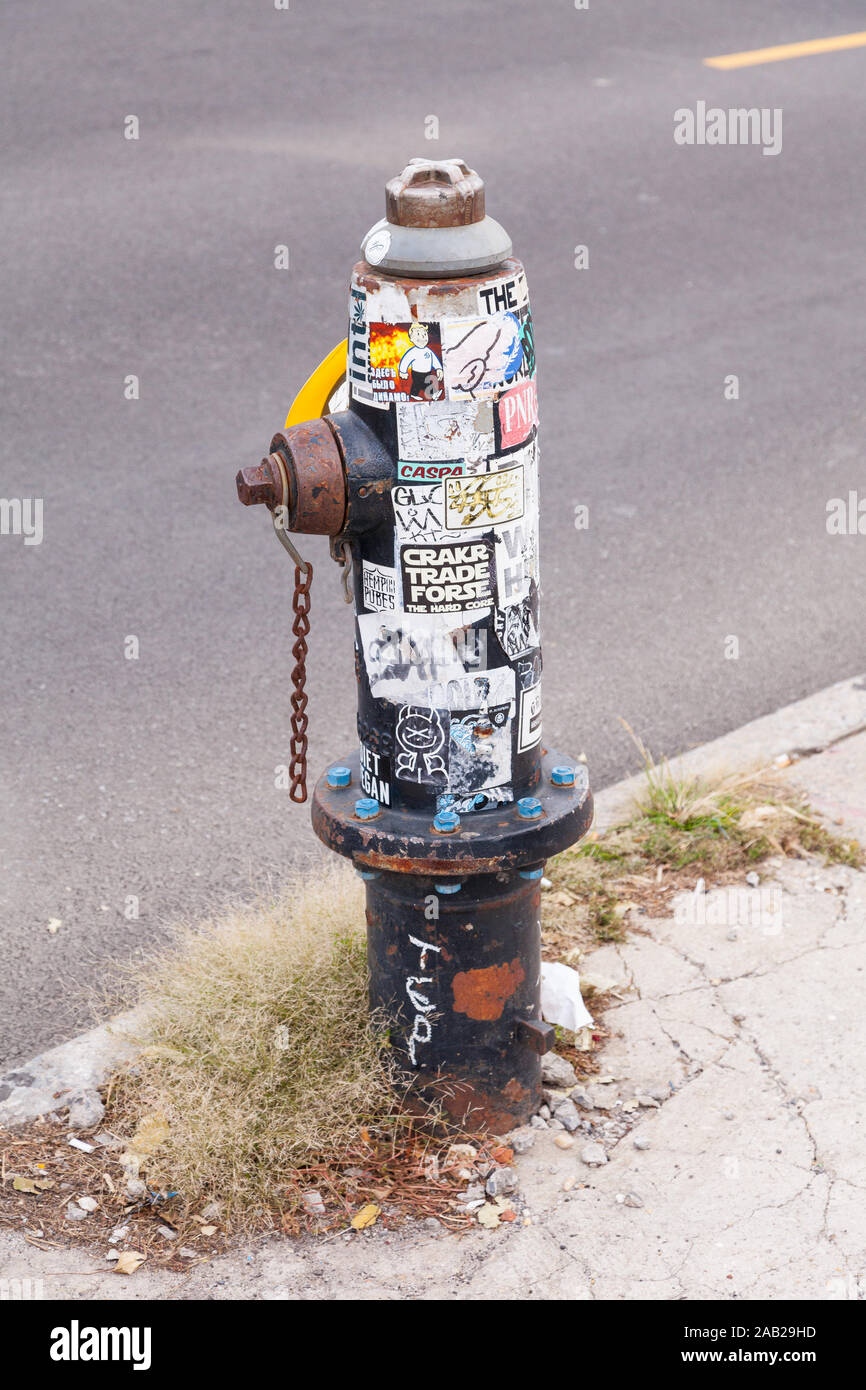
[2,698,865,1300]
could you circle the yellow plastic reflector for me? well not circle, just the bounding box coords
[284,340,348,428]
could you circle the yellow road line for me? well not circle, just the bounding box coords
[704,31,866,70]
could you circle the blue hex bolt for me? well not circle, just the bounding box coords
[517,796,543,820]
[327,765,352,788]
[354,797,380,820]
[551,765,576,787]
[435,881,462,894]
[519,866,544,880]
[432,809,461,833]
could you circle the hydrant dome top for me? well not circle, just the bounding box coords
[386,157,485,228]
[360,156,513,279]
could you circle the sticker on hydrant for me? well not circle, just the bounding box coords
[345,257,543,813]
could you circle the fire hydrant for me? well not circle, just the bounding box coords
[237,159,593,1132]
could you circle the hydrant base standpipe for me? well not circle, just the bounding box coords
[238,159,593,1132]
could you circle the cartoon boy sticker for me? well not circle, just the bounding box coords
[398,323,444,400]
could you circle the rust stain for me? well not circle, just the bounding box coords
[452,958,526,1021]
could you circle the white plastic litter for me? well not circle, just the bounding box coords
[540,961,593,1032]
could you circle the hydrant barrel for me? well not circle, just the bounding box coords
[238,158,593,1130]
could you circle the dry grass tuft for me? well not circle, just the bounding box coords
[544,733,862,954]
[110,861,409,1226]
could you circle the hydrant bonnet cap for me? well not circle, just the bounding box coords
[361,157,512,278]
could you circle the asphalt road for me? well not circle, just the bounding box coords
[2,0,865,1067]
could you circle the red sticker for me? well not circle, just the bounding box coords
[497,377,538,449]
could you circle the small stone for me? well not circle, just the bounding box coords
[540,876,553,891]
[648,1085,669,1103]
[125,1179,146,1199]
[724,1112,735,1121]
[65,1202,89,1222]
[105,1250,120,1261]
[547,1117,565,1131]
[544,1089,573,1111]
[727,930,739,941]
[555,1100,581,1132]
[157,1225,177,1240]
[538,1104,551,1120]
[179,1247,199,1259]
[615,1192,625,1204]
[485,1167,518,1198]
[200,1201,221,1222]
[67,1090,105,1130]
[541,1052,578,1089]
[580,1142,607,1167]
[445,1143,477,1168]
[637,1094,660,1108]
[464,1183,485,1203]
[571,1087,594,1111]
[746,871,760,888]
[624,1191,643,1208]
[589,1087,619,1111]
[633,1136,651,1151]
[507,1126,536,1155]
[302,1190,326,1216]
[562,1175,576,1191]
[76,1195,98,1212]
[423,1217,443,1235]
[554,1134,574,1150]
[530,1115,547,1130]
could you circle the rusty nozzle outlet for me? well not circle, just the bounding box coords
[236,453,284,508]
[235,419,347,536]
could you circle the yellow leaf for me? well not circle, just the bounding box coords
[198,1225,218,1236]
[350,1203,381,1230]
[12,1176,54,1194]
[114,1251,146,1275]
[129,1113,169,1156]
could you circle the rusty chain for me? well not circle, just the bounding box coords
[288,560,313,802]
[271,507,314,803]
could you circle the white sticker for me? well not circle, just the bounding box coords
[444,463,525,530]
[395,398,494,463]
[364,227,391,265]
[494,516,537,603]
[477,269,529,316]
[392,480,447,542]
[429,664,515,715]
[361,560,398,613]
[358,611,484,701]
[518,682,542,752]
[443,785,514,814]
[494,596,539,659]
[445,667,517,796]
[442,312,525,400]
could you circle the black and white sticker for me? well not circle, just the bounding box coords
[400,538,494,614]
[359,742,392,804]
[392,480,447,543]
[361,560,398,613]
[476,269,529,316]
[394,704,450,786]
[517,682,542,752]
